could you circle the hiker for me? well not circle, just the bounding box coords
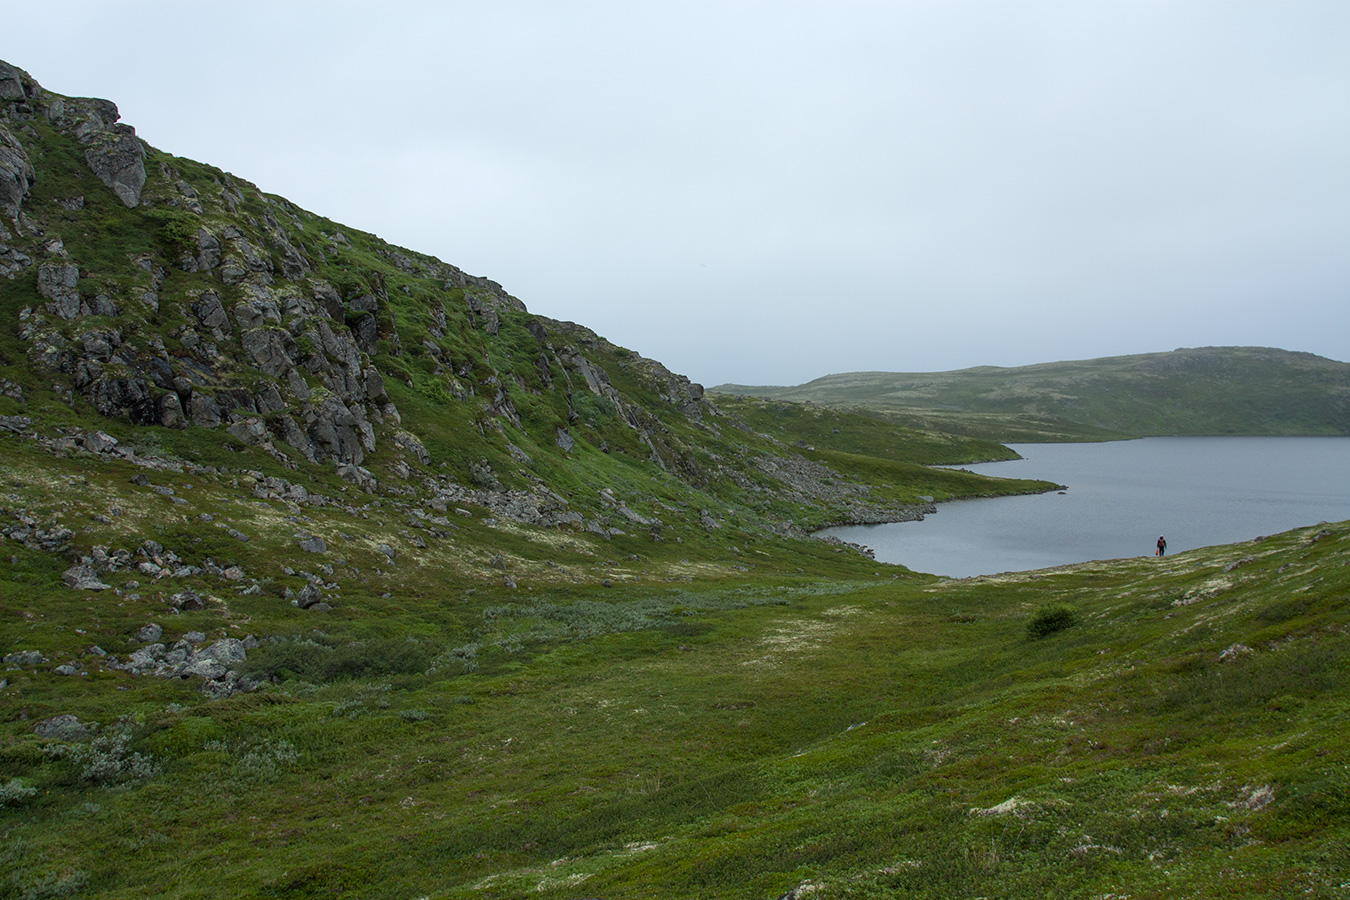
[1156,535,1167,557]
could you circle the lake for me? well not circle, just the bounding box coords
[817,437,1350,578]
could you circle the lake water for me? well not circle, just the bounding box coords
[818,437,1350,578]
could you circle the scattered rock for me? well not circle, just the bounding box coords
[61,563,111,591]
[33,714,90,741]
[295,582,324,609]
[136,623,163,643]
[4,650,47,668]
[169,590,204,611]
[297,534,327,553]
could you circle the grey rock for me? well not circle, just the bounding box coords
[93,376,152,419]
[256,383,286,413]
[0,124,35,217]
[393,430,430,464]
[194,229,221,271]
[83,430,119,453]
[3,650,47,668]
[189,393,222,427]
[37,261,81,319]
[191,292,231,339]
[555,428,574,452]
[0,61,28,101]
[241,328,294,377]
[61,563,111,591]
[53,664,79,676]
[350,292,379,313]
[295,582,323,608]
[297,534,327,553]
[34,715,90,741]
[349,313,378,354]
[169,590,204,611]
[183,656,226,679]
[136,623,163,642]
[226,418,269,445]
[200,638,247,664]
[363,367,388,405]
[156,392,187,429]
[307,395,365,466]
[83,124,146,208]
[126,644,165,672]
[336,463,377,491]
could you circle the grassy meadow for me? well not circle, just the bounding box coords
[3,430,1347,898]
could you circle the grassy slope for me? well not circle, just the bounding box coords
[3,501,1347,899]
[715,347,1350,441]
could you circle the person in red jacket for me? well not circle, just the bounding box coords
[1156,535,1167,557]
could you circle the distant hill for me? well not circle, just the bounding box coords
[714,347,1350,440]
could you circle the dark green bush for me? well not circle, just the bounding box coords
[238,634,436,683]
[1027,604,1079,638]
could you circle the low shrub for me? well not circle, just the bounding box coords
[1027,604,1079,638]
[0,777,37,806]
[238,634,437,683]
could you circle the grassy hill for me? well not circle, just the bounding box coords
[2,59,1348,900]
[715,347,1350,441]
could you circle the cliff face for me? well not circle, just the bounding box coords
[1,59,963,548]
[0,60,725,496]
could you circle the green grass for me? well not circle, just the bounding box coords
[4,501,1348,898]
[714,347,1350,441]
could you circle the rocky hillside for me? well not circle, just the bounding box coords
[716,346,1350,441]
[0,57,1045,556]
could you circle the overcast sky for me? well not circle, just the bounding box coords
[6,1,1348,386]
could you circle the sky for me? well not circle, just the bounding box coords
[5,1,1349,387]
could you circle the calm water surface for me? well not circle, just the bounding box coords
[819,437,1350,577]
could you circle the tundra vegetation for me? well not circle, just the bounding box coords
[714,347,1350,442]
[1,59,1347,899]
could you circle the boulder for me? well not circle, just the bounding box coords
[156,392,187,428]
[0,61,29,101]
[2,650,46,668]
[61,563,112,590]
[92,376,151,419]
[83,430,119,454]
[37,261,81,319]
[295,582,324,608]
[82,123,146,208]
[226,418,268,445]
[0,124,35,217]
[189,392,222,427]
[306,395,365,466]
[191,292,231,339]
[33,715,90,741]
[169,590,204,611]
[195,228,221,270]
[349,313,378,354]
[240,327,294,377]
[297,534,327,553]
[136,623,163,643]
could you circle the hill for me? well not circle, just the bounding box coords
[715,347,1350,441]
[2,59,1348,900]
